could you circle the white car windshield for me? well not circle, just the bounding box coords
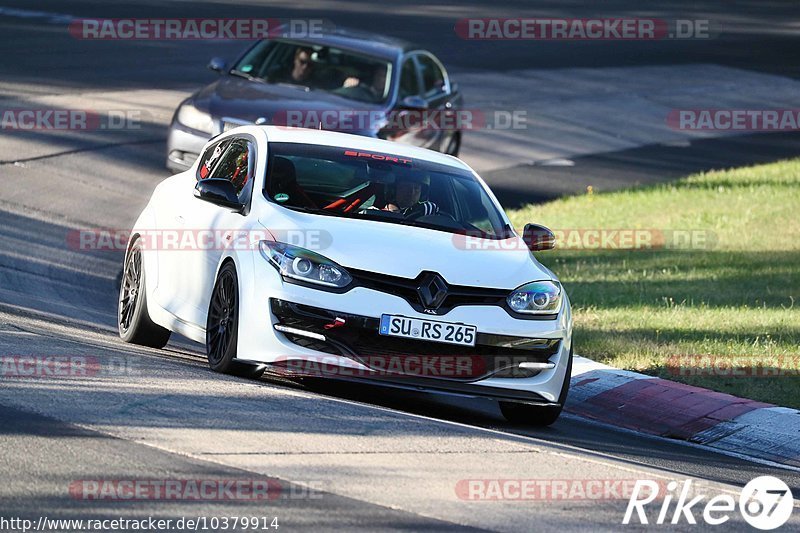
[263,142,512,238]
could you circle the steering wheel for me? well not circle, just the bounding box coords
[334,83,380,103]
[405,209,457,222]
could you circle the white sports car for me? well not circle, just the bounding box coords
[119,126,573,425]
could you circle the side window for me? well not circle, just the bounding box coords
[398,58,420,99]
[196,140,229,180]
[417,55,446,99]
[451,178,501,236]
[209,139,255,202]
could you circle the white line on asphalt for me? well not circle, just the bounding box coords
[0,7,73,24]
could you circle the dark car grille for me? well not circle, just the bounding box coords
[271,299,560,382]
[350,268,509,315]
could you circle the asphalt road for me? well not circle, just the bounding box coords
[2,1,800,531]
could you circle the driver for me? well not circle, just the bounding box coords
[383,173,439,218]
[270,46,315,85]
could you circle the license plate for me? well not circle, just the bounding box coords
[379,314,477,347]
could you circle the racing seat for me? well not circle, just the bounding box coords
[230,149,251,193]
[271,157,317,209]
[323,181,383,213]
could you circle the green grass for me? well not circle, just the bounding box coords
[507,159,800,408]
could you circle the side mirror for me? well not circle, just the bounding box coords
[208,57,228,73]
[522,223,556,251]
[195,179,243,211]
[399,96,429,110]
[449,81,459,95]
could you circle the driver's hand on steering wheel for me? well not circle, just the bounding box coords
[403,201,439,218]
[342,76,360,88]
[382,202,438,218]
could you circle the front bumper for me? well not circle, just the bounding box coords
[236,264,573,404]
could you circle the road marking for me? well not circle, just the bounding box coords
[0,7,73,24]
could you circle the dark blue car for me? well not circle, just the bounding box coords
[167,28,463,172]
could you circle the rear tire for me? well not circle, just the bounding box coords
[118,239,171,348]
[499,347,573,426]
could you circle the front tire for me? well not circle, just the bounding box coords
[205,262,265,379]
[499,347,573,426]
[118,239,171,348]
[206,262,240,373]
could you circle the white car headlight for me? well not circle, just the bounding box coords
[177,103,215,134]
[259,241,352,289]
[507,281,562,314]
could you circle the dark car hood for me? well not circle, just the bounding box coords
[193,76,386,132]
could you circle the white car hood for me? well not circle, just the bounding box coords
[259,208,554,290]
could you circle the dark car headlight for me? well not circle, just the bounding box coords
[259,241,352,289]
[507,281,562,314]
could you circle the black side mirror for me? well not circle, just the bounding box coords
[195,179,243,211]
[399,96,429,110]
[522,223,556,251]
[208,57,227,73]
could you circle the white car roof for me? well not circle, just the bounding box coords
[235,125,473,173]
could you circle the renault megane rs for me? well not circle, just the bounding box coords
[119,126,573,425]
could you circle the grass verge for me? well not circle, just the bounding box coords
[507,158,800,408]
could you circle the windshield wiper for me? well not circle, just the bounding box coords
[230,70,266,83]
[271,81,314,92]
[275,204,321,214]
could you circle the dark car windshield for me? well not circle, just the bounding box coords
[263,143,511,239]
[232,40,392,104]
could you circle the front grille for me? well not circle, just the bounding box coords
[222,118,250,132]
[271,299,559,382]
[350,268,508,315]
